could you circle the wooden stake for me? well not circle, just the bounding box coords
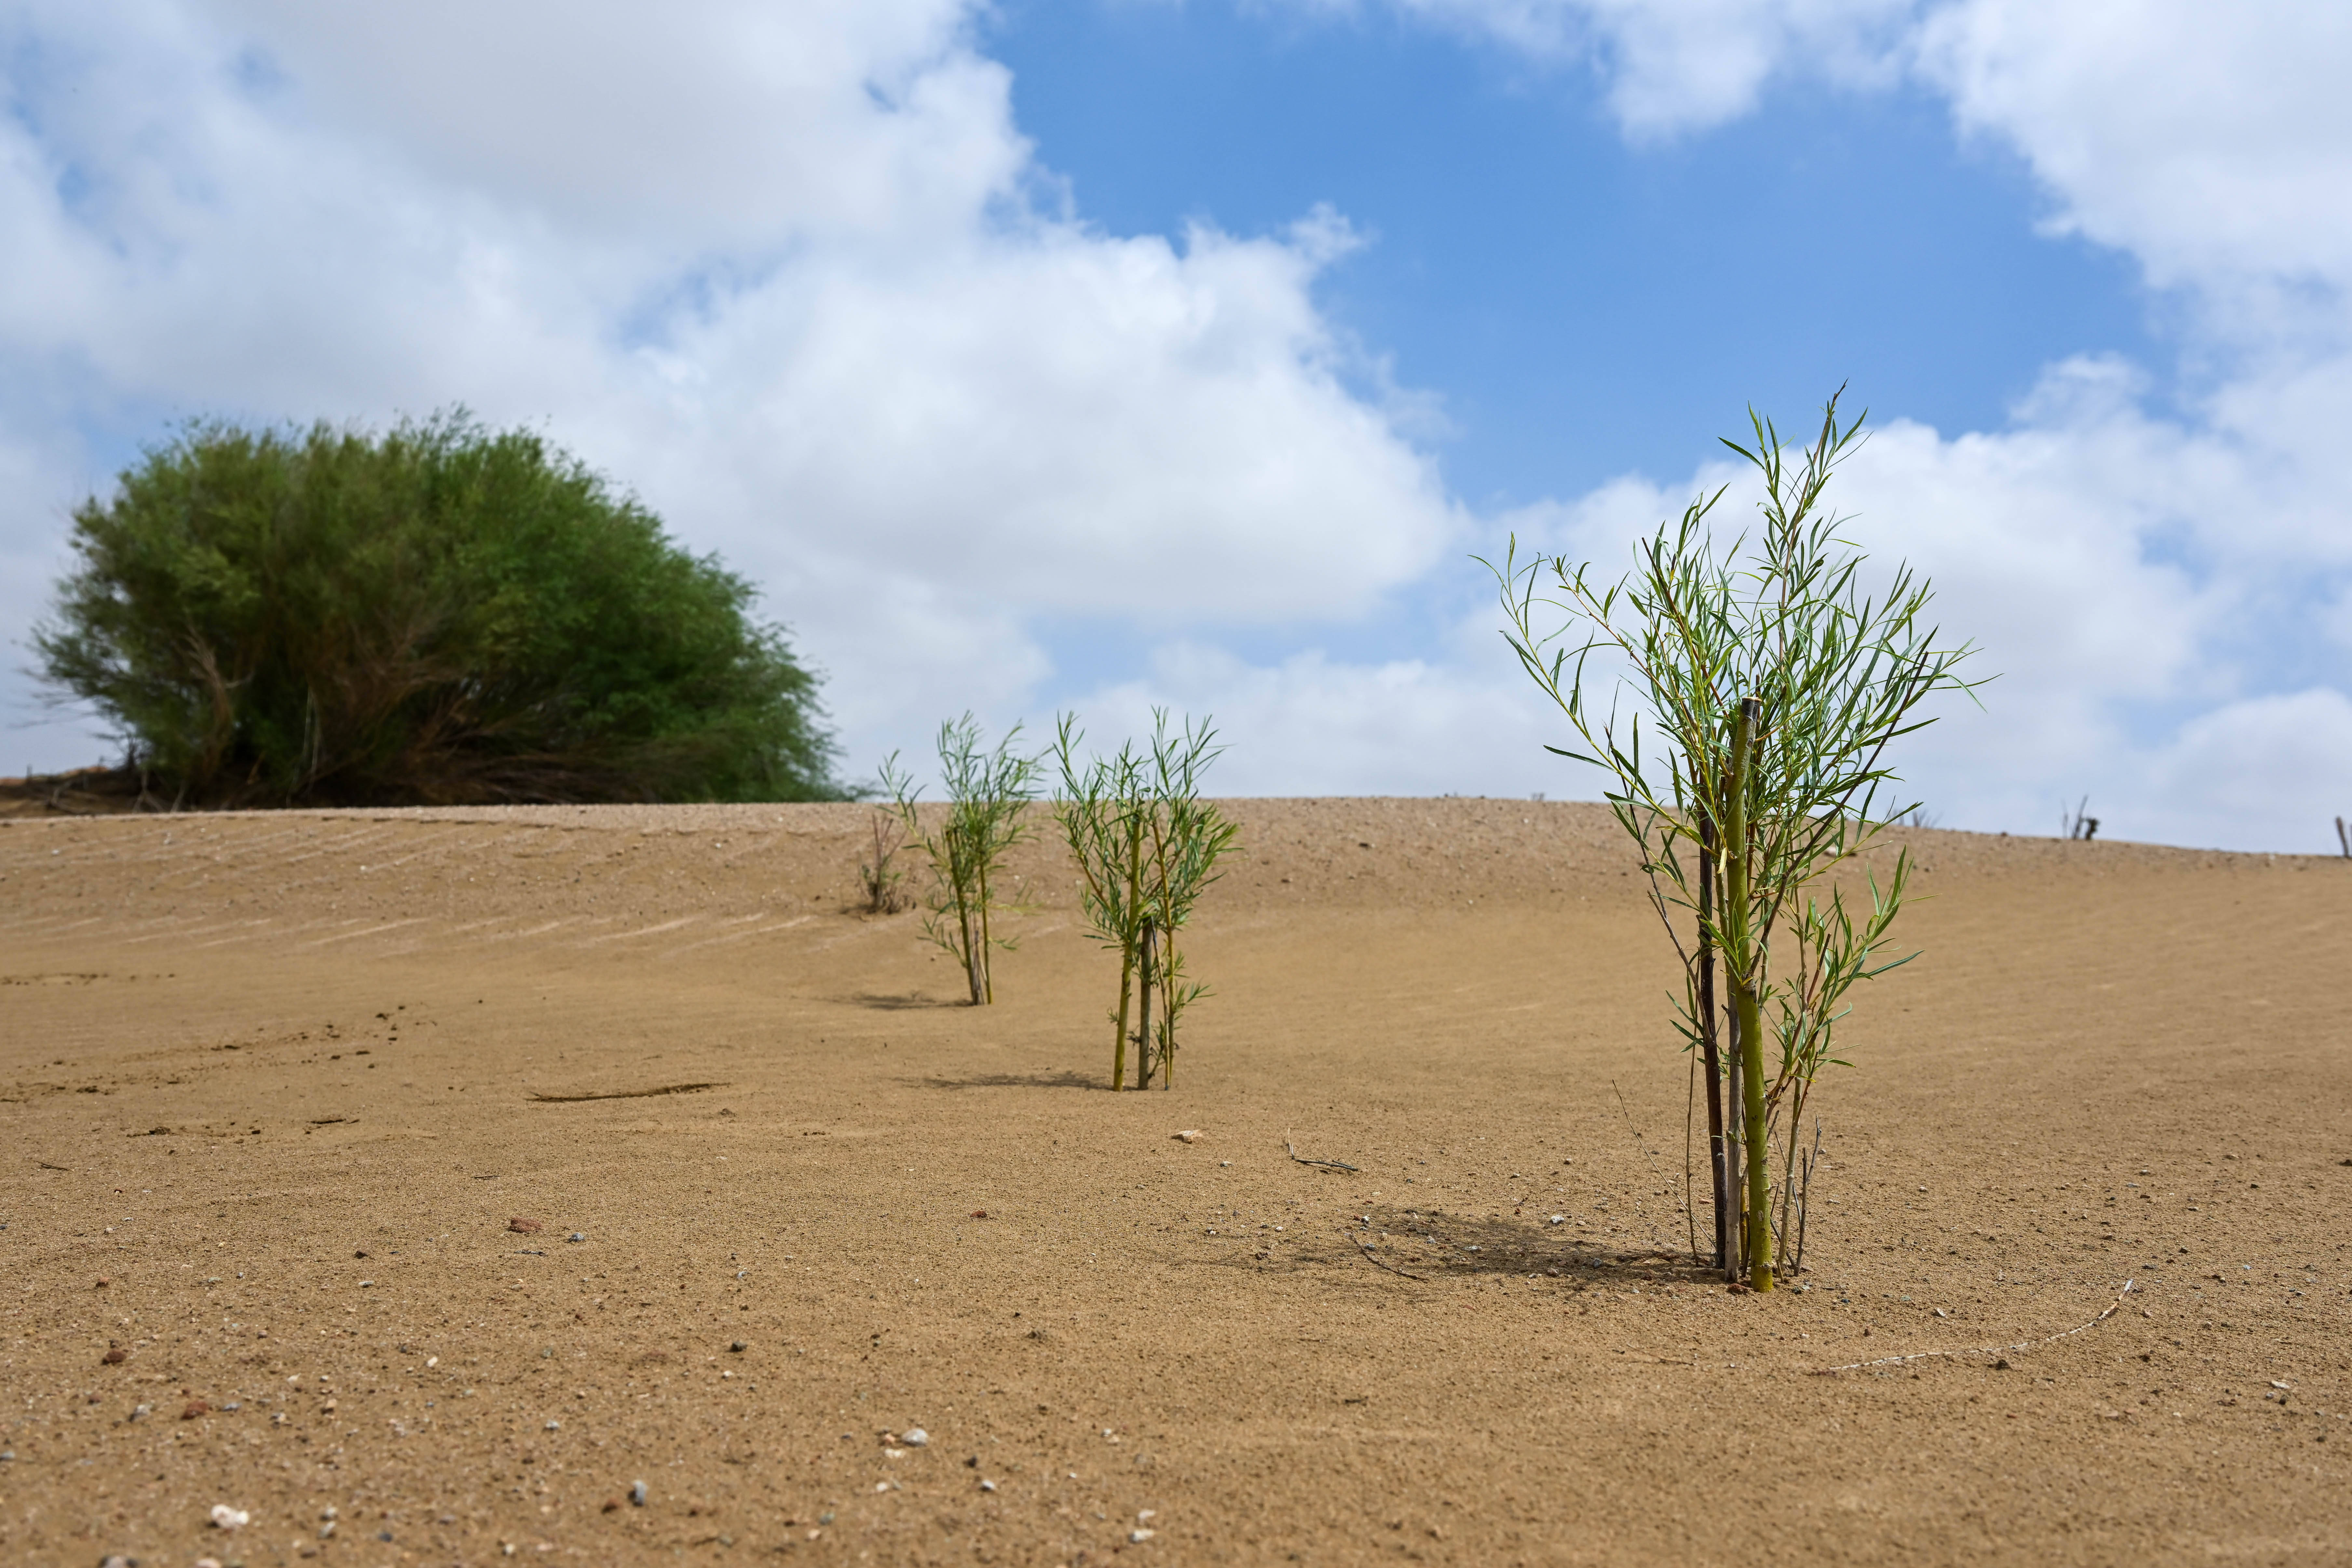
[1136,915,1157,1090]
[1698,809,1729,1274]
[1727,695,1773,1291]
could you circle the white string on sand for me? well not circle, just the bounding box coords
[1810,1279,2136,1375]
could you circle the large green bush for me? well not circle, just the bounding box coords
[34,413,841,807]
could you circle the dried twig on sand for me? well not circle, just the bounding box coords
[527,1082,720,1103]
[1284,1135,1358,1173]
[1345,1231,1426,1282]
[1810,1279,2136,1375]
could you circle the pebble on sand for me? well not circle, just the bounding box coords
[210,1503,250,1530]
[508,1217,544,1234]
[631,1480,648,1507]
[101,1345,128,1364]
[1171,1130,1203,1143]
[901,1426,929,1446]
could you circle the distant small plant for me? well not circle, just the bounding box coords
[881,716,1043,1005]
[858,807,914,914]
[1055,711,1239,1089]
[2063,797,2100,841]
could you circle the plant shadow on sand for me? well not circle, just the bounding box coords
[848,991,966,1011]
[912,1069,1103,1091]
[1219,1204,1720,1288]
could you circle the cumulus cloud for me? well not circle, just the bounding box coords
[0,0,1458,768]
[1277,0,1916,135]
[6,0,2347,853]
[1182,0,2350,851]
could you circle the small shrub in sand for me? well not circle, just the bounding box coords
[1488,391,1980,1290]
[857,806,915,914]
[882,715,1044,1005]
[1054,711,1240,1089]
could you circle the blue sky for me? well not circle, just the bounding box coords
[993,0,2158,500]
[1,2,2347,850]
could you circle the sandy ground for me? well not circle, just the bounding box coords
[1,798,2348,1568]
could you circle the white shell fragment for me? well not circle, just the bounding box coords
[901,1426,929,1446]
[1130,1528,1156,1543]
[210,1504,250,1531]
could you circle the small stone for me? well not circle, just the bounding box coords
[544,1420,560,1431]
[980,1479,997,1493]
[602,1499,620,1514]
[1548,1215,1565,1226]
[901,1426,928,1447]
[631,1480,648,1507]
[195,1558,223,1568]
[566,1232,586,1243]
[1993,1358,2011,1371]
[101,1557,134,1568]
[182,1400,211,1420]
[95,1277,109,1289]
[102,1346,128,1365]
[210,1503,250,1530]
[508,1217,543,1234]
[970,1210,989,1219]
[1130,1528,1156,1543]
[729,1340,747,1353]
[1172,1130,1202,1143]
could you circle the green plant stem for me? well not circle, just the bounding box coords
[1112,947,1134,1091]
[1727,695,1773,1291]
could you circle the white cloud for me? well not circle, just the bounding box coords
[1066,640,1556,797]
[2136,690,2352,853]
[1277,0,1915,135]
[1915,0,2352,300]
[5,0,2347,853]
[0,1,1457,778]
[1168,0,2349,851]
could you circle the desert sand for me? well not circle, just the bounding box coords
[1,797,2347,1567]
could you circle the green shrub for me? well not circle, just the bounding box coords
[33,412,841,807]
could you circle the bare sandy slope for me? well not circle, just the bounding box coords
[2,800,2348,1568]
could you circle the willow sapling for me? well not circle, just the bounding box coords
[1487,390,1981,1290]
[882,714,1044,1005]
[1054,711,1239,1088]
